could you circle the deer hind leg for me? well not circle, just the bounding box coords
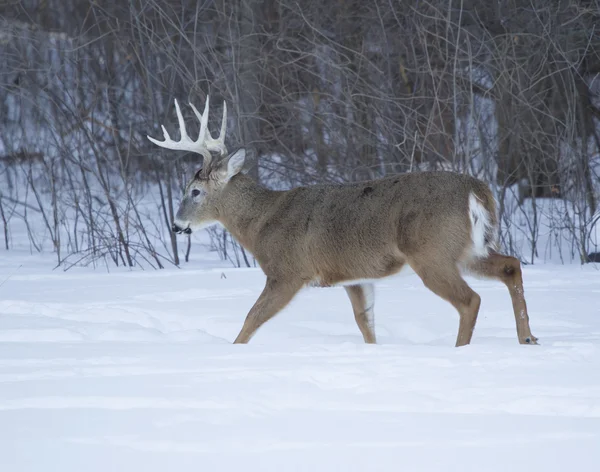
[468,252,537,345]
[233,278,302,344]
[344,283,376,344]
[410,261,481,347]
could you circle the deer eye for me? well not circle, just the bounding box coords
[191,189,201,197]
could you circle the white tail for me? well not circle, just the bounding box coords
[468,193,496,259]
[148,97,537,347]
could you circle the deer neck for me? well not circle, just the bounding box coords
[215,174,279,253]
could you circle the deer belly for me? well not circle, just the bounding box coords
[308,255,408,288]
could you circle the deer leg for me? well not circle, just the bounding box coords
[411,261,481,347]
[468,252,537,345]
[233,278,301,344]
[344,283,376,344]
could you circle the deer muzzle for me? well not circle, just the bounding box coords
[171,223,192,234]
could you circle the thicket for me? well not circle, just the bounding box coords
[1,0,599,267]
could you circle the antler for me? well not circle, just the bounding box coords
[147,96,228,167]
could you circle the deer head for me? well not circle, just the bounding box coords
[147,97,246,234]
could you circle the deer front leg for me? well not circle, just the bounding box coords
[233,278,302,344]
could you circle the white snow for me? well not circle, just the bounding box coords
[1,250,600,471]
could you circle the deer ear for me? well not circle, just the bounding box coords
[224,148,246,181]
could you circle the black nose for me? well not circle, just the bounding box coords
[171,223,191,234]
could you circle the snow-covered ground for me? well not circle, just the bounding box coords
[1,250,599,471]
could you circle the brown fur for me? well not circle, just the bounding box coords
[174,159,536,347]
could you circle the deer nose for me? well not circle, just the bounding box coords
[171,223,191,234]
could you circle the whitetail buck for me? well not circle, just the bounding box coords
[148,97,537,347]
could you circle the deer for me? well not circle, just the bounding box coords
[148,97,537,347]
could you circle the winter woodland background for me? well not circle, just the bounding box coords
[1,0,600,269]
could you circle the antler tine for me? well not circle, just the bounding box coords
[217,102,228,154]
[173,99,189,143]
[190,96,210,151]
[159,125,171,141]
[188,98,212,167]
